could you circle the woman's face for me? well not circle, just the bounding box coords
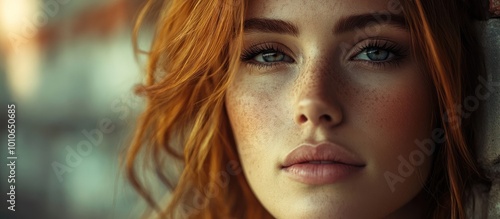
[225,0,434,218]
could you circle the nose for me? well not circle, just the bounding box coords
[295,99,343,126]
[295,95,344,129]
[294,60,343,128]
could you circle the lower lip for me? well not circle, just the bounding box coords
[282,163,363,185]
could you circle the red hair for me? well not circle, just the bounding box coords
[127,0,489,218]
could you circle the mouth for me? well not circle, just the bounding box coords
[281,142,365,185]
[300,161,339,164]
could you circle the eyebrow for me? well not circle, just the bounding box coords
[333,13,408,34]
[244,18,299,36]
[243,13,407,36]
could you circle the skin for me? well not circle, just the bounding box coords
[225,0,435,218]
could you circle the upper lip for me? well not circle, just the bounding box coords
[281,142,365,168]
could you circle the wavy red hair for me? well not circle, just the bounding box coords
[127,0,489,218]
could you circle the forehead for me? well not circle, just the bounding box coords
[245,0,400,19]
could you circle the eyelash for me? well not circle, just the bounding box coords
[240,43,292,70]
[240,40,408,70]
[349,40,407,68]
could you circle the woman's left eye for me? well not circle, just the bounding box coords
[353,47,395,62]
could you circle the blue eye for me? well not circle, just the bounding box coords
[241,43,294,68]
[354,47,395,62]
[349,40,407,67]
[253,50,293,63]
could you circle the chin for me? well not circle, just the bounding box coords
[265,197,376,219]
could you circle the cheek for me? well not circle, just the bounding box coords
[368,88,432,132]
[353,80,434,196]
[346,68,434,141]
[224,81,284,168]
[371,87,433,164]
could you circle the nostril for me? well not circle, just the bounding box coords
[298,115,308,123]
[295,99,342,126]
[320,114,332,122]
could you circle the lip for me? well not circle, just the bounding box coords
[281,142,365,185]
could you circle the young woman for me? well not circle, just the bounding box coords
[127,0,491,218]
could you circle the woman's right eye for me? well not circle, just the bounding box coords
[241,43,295,68]
[253,50,293,63]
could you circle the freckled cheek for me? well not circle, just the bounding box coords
[360,87,432,139]
[355,84,434,179]
[227,95,268,140]
[225,86,284,164]
[355,85,434,189]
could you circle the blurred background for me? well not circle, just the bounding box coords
[0,0,159,218]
